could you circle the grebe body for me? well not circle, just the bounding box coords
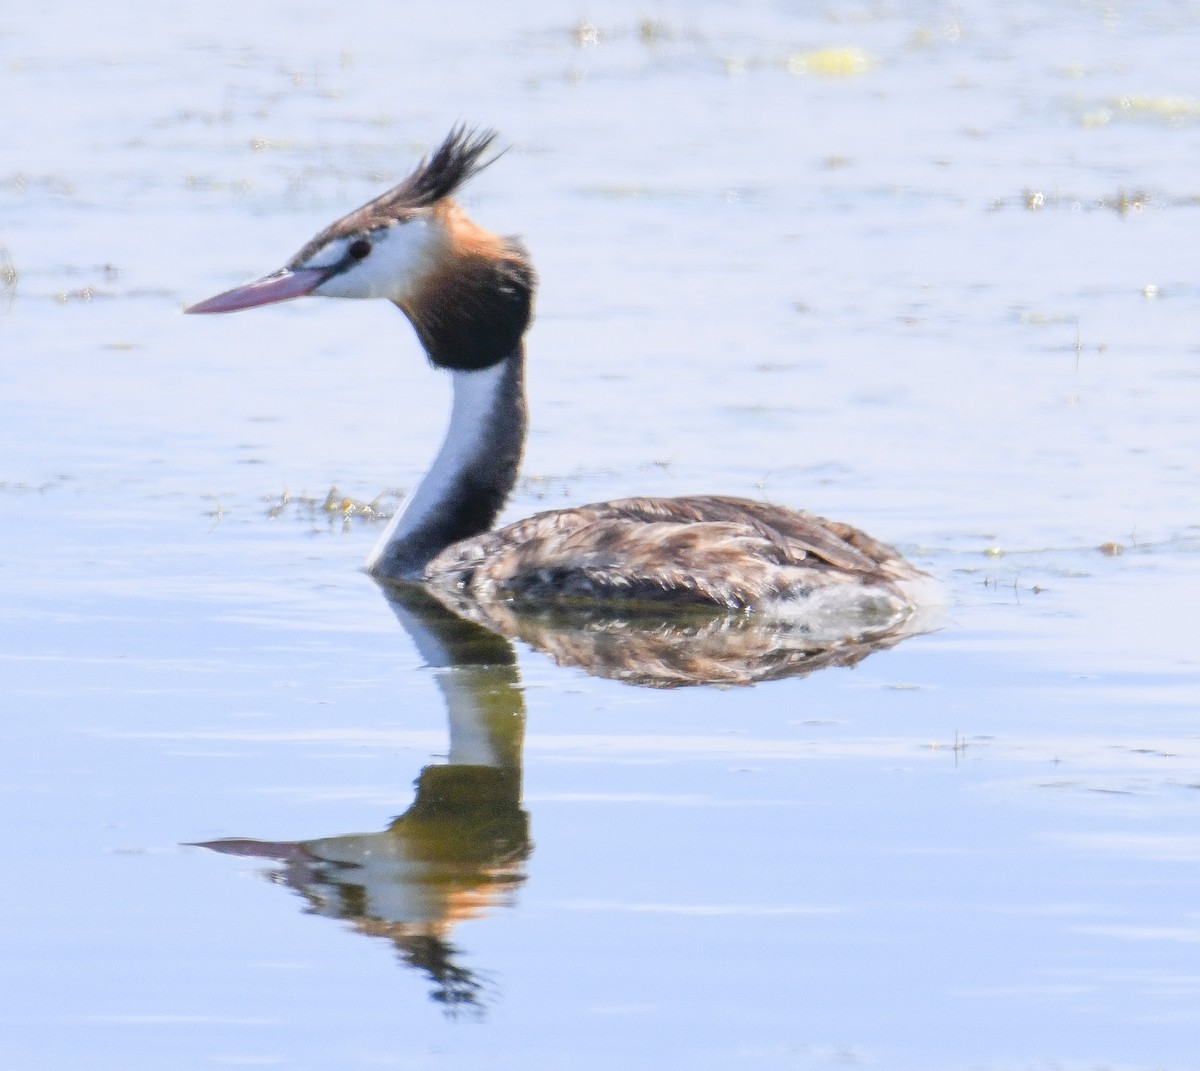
[188,128,925,625]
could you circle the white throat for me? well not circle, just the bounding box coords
[366,362,512,575]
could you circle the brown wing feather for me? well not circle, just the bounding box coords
[424,495,921,612]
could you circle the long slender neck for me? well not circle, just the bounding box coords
[366,346,526,581]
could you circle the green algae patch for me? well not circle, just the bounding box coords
[786,46,875,77]
[1083,94,1200,126]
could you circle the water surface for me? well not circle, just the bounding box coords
[3,2,1199,1068]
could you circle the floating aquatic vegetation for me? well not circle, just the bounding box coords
[786,46,875,77]
[1083,94,1200,127]
[264,486,400,528]
[996,188,1155,215]
[0,246,15,313]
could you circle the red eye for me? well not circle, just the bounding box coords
[348,238,372,260]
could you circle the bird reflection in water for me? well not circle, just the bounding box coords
[194,582,926,1014]
[195,588,529,1015]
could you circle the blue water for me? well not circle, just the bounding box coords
[3,1,1200,1068]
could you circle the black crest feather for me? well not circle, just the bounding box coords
[387,125,500,210]
[288,126,501,266]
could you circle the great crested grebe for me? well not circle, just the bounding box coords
[188,127,925,624]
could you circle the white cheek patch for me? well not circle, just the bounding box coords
[310,219,443,302]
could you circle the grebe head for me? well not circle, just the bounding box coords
[186,126,536,370]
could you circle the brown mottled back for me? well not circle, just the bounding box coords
[422,494,923,615]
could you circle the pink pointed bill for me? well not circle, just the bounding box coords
[185,267,329,314]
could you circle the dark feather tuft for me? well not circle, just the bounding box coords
[385,125,501,210]
[288,126,502,266]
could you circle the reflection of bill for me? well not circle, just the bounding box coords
[194,580,925,1013]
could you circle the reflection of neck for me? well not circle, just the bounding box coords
[366,348,526,580]
[382,585,526,786]
[440,664,524,775]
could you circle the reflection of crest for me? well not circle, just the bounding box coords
[194,579,926,1013]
